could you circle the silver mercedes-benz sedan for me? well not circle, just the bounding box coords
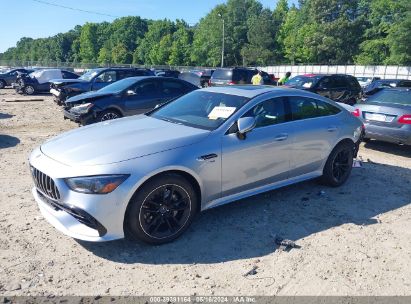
[29,86,363,244]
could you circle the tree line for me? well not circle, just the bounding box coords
[1,0,410,67]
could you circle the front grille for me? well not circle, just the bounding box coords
[31,166,60,200]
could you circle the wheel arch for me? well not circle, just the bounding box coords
[122,168,203,234]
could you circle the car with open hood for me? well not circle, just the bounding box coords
[50,67,154,104]
[29,86,362,244]
[63,76,198,125]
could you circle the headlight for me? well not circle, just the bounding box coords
[71,103,93,114]
[65,175,129,194]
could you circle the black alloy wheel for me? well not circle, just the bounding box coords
[321,141,354,187]
[125,173,198,244]
[139,184,191,239]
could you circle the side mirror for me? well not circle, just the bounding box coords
[237,117,256,139]
[127,90,136,96]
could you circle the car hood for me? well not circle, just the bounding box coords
[66,90,114,104]
[50,78,88,85]
[40,115,210,166]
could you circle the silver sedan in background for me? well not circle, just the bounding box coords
[355,88,411,145]
[29,86,363,244]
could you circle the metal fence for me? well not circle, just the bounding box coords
[0,60,211,73]
[260,65,411,80]
[1,60,411,80]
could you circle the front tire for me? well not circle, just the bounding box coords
[24,85,35,95]
[125,174,198,244]
[321,141,354,187]
[0,80,6,89]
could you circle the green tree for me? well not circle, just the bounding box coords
[79,23,99,63]
[112,43,132,64]
[241,9,276,65]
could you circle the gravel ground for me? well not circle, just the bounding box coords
[0,88,410,296]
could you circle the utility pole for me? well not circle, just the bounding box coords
[218,13,225,68]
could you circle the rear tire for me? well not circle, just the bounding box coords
[97,109,122,122]
[321,141,354,187]
[0,80,6,89]
[125,173,198,245]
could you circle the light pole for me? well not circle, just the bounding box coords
[218,13,225,68]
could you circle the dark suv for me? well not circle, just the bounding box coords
[209,67,275,86]
[0,68,34,89]
[50,67,154,105]
[284,74,362,105]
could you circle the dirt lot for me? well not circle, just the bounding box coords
[0,88,410,296]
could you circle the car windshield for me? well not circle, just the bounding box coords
[367,90,411,105]
[97,77,137,94]
[149,91,249,130]
[285,76,319,88]
[79,70,100,81]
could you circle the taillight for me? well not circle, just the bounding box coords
[228,81,236,85]
[208,79,211,86]
[352,109,361,117]
[398,114,411,124]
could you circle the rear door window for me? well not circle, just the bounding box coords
[289,96,341,120]
[133,80,159,96]
[161,80,187,95]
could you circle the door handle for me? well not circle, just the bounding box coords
[327,126,338,132]
[274,134,288,141]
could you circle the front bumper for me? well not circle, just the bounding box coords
[29,151,135,241]
[51,89,68,104]
[63,109,95,125]
[33,188,110,241]
[364,123,411,145]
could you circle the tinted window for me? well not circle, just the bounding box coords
[162,80,186,95]
[61,71,77,79]
[233,70,250,83]
[286,76,320,88]
[212,69,233,80]
[367,90,411,105]
[95,71,117,83]
[346,76,361,89]
[244,98,287,128]
[317,77,335,89]
[133,80,159,96]
[289,97,340,120]
[118,70,138,79]
[398,81,411,87]
[333,76,348,87]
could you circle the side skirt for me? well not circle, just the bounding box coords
[202,171,322,211]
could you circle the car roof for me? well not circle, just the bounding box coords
[201,85,296,98]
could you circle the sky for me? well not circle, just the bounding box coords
[0,0,298,53]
